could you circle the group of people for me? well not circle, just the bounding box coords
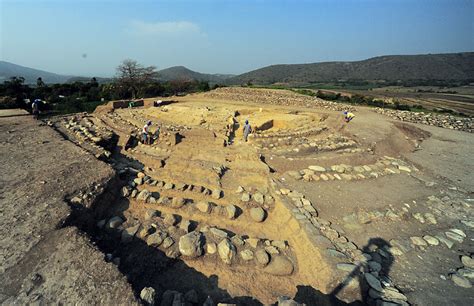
[141,118,253,146]
[140,111,353,146]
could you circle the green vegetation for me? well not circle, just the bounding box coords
[0,61,213,115]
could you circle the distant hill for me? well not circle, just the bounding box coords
[157,66,234,83]
[0,61,73,84]
[227,52,474,85]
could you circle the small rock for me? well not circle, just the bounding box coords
[368,261,382,272]
[460,220,474,228]
[336,263,357,272]
[235,186,244,193]
[461,255,474,269]
[212,189,222,200]
[250,207,266,222]
[436,235,454,248]
[424,213,437,224]
[121,224,140,243]
[140,287,156,305]
[206,242,217,254]
[410,236,428,246]
[210,227,228,239]
[179,219,191,233]
[445,231,464,243]
[106,216,123,230]
[163,182,174,190]
[253,192,264,204]
[309,165,326,172]
[265,246,280,254]
[196,201,211,213]
[225,204,237,219]
[280,188,291,195]
[146,231,166,246]
[246,238,260,248]
[451,273,472,288]
[241,192,251,202]
[240,249,254,261]
[179,231,203,258]
[137,189,151,202]
[449,228,466,237]
[231,235,245,246]
[398,165,411,173]
[364,273,383,292]
[171,197,185,208]
[163,214,177,226]
[423,235,439,245]
[121,186,130,197]
[218,239,236,264]
[162,237,174,249]
[458,268,474,279]
[271,240,288,250]
[255,249,270,266]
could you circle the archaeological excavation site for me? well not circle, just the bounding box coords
[1,87,473,306]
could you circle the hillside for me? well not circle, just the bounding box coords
[227,52,474,85]
[157,66,234,83]
[0,61,72,84]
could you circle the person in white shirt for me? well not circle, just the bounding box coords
[142,121,152,144]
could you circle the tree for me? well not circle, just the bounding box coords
[115,59,158,99]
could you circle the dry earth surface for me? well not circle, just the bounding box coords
[1,87,473,306]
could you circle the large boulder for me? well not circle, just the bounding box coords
[179,231,203,258]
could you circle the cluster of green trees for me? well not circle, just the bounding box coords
[0,59,213,114]
[313,90,413,111]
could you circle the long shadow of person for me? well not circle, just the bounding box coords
[329,237,395,305]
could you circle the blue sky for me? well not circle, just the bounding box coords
[1,0,473,77]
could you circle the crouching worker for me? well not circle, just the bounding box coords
[343,111,355,123]
[142,120,152,145]
[243,119,252,142]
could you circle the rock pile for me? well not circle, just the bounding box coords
[374,108,474,133]
[291,156,415,183]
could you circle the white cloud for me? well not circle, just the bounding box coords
[128,20,204,36]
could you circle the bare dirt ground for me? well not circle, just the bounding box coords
[0,112,137,304]
[1,87,473,305]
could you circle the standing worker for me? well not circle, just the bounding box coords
[32,99,40,119]
[142,120,152,145]
[243,119,252,142]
